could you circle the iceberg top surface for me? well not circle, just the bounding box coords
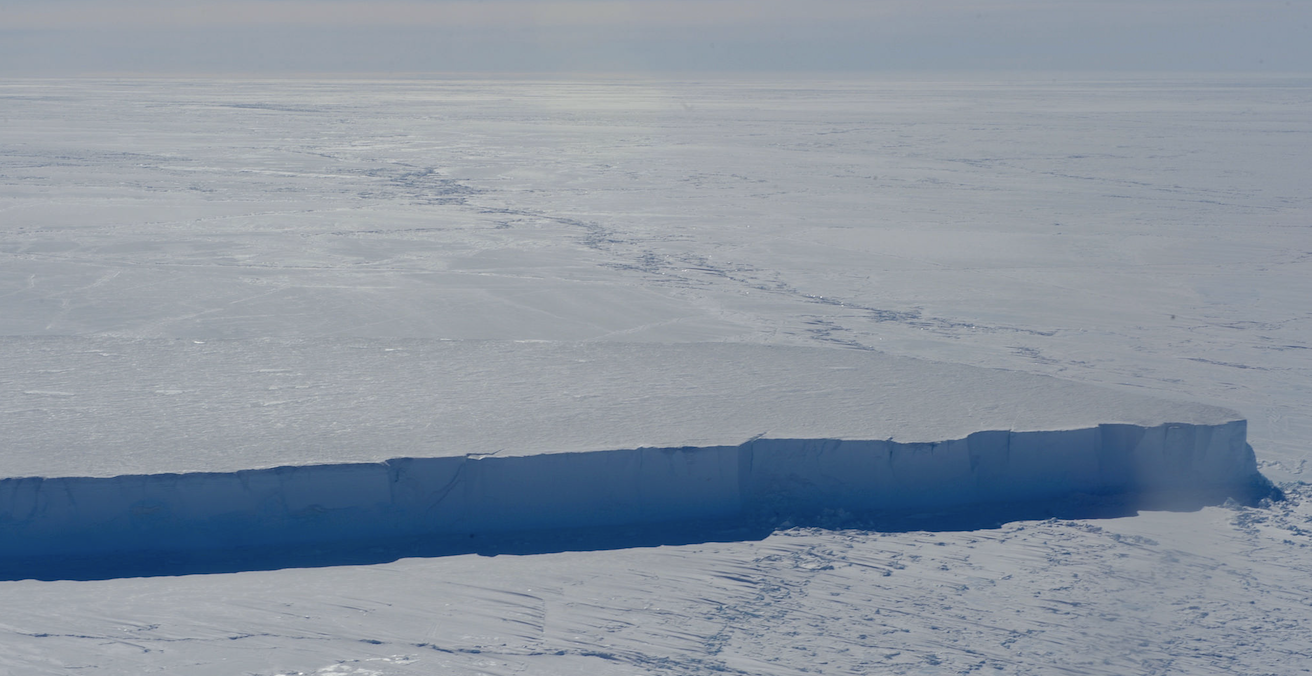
[1,338,1240,478]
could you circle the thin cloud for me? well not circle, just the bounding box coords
[1,0,1305,73]
[0,0,924,30]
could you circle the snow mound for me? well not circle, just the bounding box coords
[0,339,1262,561]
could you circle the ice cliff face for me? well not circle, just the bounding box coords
[0,421,1257,560]
[0,340,1267,564]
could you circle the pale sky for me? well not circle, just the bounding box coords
[1,0,1309,74]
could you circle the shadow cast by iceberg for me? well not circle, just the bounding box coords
[0,423,1274,581]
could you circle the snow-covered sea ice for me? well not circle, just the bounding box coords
[1,75,1309,675]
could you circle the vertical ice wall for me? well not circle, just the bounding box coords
[0,421,1257,560]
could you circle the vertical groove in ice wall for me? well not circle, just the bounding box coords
[0,421,1256,558]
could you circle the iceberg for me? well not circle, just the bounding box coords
[0,339,1262,561]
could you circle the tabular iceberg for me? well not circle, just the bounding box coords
[0,339,1263,561]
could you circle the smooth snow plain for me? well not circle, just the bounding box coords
[1,75,1310,675]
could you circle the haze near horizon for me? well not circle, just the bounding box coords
[2,0,1310,74]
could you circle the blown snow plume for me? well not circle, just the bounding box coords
[0,339,1269,568]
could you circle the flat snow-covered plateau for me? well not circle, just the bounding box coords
[1,75,1310,675]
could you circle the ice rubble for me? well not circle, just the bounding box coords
[0,339,1261,559]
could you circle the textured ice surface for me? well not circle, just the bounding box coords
[1,77,1305,479]
[1,339,1258,558]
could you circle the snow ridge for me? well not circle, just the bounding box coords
[0,421,1259,560]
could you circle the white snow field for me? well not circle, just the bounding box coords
[1,75,1310,674]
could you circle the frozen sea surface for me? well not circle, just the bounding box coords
[1,75,1307,477]
[1,75,1310,674]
